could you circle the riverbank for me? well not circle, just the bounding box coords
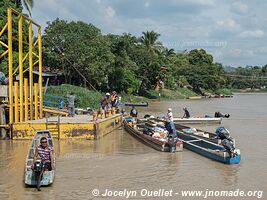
[232,88,267,93]
[46,84,198,109]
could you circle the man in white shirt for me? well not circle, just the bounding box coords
[166,108,173,122]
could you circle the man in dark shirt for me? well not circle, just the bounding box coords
[182,107,190,118]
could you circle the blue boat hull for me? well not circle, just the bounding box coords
[178,133,241,164]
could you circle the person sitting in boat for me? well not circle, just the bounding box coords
[166,108,173,122]
[182,107,190,118]
[215,126,237,157]
[215,111,230,118]
[111,91,119,108]
[32,137,54,171]
[130,106,138,118]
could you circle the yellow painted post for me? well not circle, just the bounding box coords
[107,108,111,118]
[8,8,13,123]
[28,22,33,120]
[38,27,43,118]
[112,107,115,115]
[100,109,105,119]
[24,78,28,121]
[34,83,39,120]
[93,111,98,121]
[14,82,19,123]
[18,14,24,122]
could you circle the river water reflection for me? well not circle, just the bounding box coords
[0,93,266,199]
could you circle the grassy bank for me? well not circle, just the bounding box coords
[140,88,198,100]
[45,84,199,109]
[232,88,267,93]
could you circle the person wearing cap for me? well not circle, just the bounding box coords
[100,93,110,113]
[166,108,173,122]
[182,107,190,118]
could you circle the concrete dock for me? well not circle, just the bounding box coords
[12,114,122,140]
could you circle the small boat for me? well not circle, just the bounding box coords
[188,96,202,100]
[148,118,228,144]
[124,117,183,152]
[176,131,241,164]
[175,123,219,144]
[123,102,149,107]
[172,117,222,124]
[24,130,55,187]
[145,118,240,164]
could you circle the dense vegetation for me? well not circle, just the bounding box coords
[41,19,230,95]
[225,66,267,89]
[1,1,267,97]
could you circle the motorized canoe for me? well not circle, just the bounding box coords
[123,102,149,107]
[146,118,222,144]
[24,130,55,186]
[176,131,241,164]
[173,117,222,124]
[124,117,183,152]
[143,118,240,164]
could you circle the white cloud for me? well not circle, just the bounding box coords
[232,1,248,14]
[105,6,116,18]
[238,30,265,38]
[216,18,240,31]
[29,0,267,66]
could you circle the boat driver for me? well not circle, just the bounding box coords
[32,137,54,171]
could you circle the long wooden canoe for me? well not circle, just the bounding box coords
[144,118,240,164]
[124,117,183,152]
[24,130,55,186]
[173,117,222,124]
[176,131,241,164]
[147,118,221,144]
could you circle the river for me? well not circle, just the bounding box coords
[0,93,266,200]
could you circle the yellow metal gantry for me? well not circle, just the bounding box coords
[0,8,43,124]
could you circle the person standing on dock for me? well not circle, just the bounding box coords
[182,107,190,118]
[166,108,173,122]
[100,93,110,113]
[111,91,119,108]
[67,93,75,117]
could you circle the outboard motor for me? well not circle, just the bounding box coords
[168,134,176,153]
[33,161,44,191]
[216,127,237,157]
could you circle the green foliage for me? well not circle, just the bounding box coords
[0,0,31,74]
[139,88,197,100]
[214,88,233,95]
[226,65,267,89]
[46,84,103,109]
[46,84,147,109]
[109,68,139,94]
[42,19,115,89]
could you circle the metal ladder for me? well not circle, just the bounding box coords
[45,115,60,140]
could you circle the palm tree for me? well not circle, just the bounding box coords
[14,0,34,16]
[162,47,175,57]
[140,31,162,53]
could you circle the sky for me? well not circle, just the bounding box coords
[27,0,267,67]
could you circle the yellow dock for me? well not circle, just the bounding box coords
[12,114,122,140]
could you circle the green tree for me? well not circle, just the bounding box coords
[42,19,115,89]
[139,30,162,54]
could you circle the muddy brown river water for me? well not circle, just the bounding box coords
[0,93,266,200]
